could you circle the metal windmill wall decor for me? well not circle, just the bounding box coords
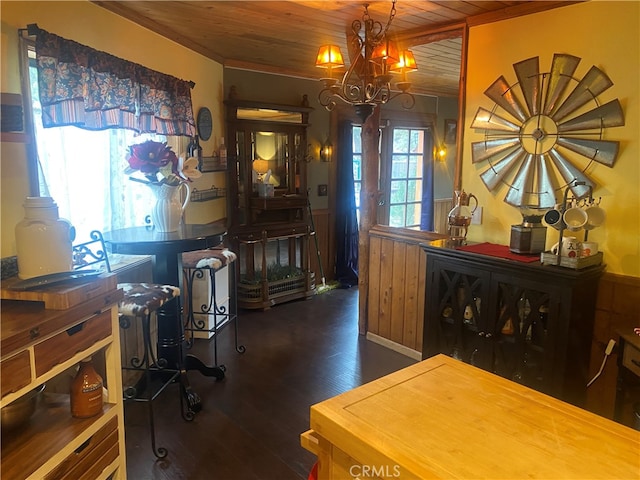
[470,53,625,209]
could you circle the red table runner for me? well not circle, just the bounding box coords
[456,242,541,263]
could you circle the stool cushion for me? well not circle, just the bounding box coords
[118,283,180,317]
[182,248,237,271]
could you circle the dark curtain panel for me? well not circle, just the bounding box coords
[420,128,435,230]
[34,27,196,136]
[335,120,359,288]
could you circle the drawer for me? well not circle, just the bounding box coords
[0,351,31,398]
[622,341,640,377]
[34,310,112,377]
[44,417,118,480]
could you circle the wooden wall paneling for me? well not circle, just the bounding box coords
[401,244,422,351]
[586,272,640,422]
[416,248,427,353]
[377,238,395,340]
[366,226,446,358]
[390,241,407,345]
[367,235,382,336]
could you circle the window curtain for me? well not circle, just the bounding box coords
[33,26,195,136]
[335,120,359,288]
[420,128,435,230]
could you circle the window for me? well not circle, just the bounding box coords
[352,126,363,223]
[26,50,173,241]
[389,128,426,229]
[351,124,433,230]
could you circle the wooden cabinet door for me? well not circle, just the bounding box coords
[488,273,562,396]
[423,256,492,368]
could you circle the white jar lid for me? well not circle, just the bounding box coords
[24,196,57,208]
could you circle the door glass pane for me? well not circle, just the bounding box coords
[390,180,407,203]
[393,129,409,151]
[407,179,422,201]
[406,202,420,227]
[410,130,424,153]
[389,205,406,227]
[408,155,422,176]
[353,126,362,222]
[391,154,408,178]
[353,127,362,154]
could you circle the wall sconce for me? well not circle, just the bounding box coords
[435,143,447,162]
[320,137,333,162]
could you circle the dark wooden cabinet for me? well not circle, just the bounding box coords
[421,240,604,406]
[225,98,316,308]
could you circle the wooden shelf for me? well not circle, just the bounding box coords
[1,394,118,480]
[191,186,226,202]
[1,282,126,479]
[249,195,306,211]
[200,157,226,172]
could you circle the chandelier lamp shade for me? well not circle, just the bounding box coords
[391,50,418,91]
[315,45,345,80]
[314,1,417,122]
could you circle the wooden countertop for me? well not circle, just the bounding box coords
[1,277,122,360]
[308,355,640,479]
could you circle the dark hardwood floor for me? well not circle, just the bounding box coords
[124,286,417,480]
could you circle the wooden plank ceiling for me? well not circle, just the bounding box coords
[92,1,577,99]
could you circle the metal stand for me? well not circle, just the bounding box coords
[183,256,245,373]
[554,181,594,263]
[120,312,195,459]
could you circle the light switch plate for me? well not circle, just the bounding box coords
[471,206,483,225]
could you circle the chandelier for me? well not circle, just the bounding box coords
[315,1,417,122]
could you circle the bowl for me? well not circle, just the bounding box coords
[1,384,45,432]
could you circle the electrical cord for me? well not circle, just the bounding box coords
[587,339,616,387]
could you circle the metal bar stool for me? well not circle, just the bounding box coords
[73,230,186,459]
[182,247,245,372]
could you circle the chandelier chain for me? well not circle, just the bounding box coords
[383,0,397,38]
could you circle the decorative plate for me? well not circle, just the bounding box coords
[197,107,213,141]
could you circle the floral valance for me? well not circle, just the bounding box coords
[34,26,196,136]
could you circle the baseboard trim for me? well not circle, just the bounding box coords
[365,332,422,361]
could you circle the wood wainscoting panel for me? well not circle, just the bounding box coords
[367,226,446,356]
[587,272,640,422]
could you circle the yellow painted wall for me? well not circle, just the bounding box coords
[463,1,639,277]
[0,1,225,257]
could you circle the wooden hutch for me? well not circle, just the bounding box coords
[225,97,316,309]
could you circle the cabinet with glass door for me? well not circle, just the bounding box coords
[422,240,604,407]
[225,98,316,308]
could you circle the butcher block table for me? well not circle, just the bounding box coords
[301,354,640,479]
